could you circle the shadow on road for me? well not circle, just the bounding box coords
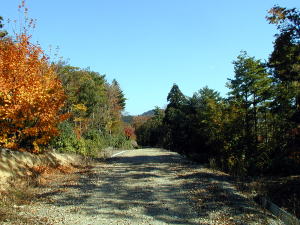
[35,149,279,224]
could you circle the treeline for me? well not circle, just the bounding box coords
[50,64,133,156]
[136,6,300,176]
[0,6,133,155]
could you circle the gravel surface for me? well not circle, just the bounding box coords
[5,148,283,224]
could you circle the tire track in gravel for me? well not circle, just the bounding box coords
[14,148,283,225]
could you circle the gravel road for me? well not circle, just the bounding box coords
[8,148,283,224]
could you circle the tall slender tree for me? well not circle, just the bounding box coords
[266,6,300,171]
[163,84,188,152]
[184,87,224,160]
[227,51,272,172]
[267,6,300,123]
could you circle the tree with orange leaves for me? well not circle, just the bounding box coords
[0,30,67,152]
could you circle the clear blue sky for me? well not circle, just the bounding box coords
[2,1,300,115]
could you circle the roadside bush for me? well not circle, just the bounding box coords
[51,124,133,156]
[51,123,101,156]
[50,121,82,154]
[83,129,108,156]
[226,155,247,177]
[109,133,133,149]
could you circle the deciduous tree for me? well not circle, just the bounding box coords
[0,34,66,152]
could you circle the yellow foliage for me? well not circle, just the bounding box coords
[73,103,87,112]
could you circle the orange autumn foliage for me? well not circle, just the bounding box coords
[0,34,67,152]
[124,126,135,140]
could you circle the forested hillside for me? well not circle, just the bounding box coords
[0,4,132,155]
[136,6,300,176]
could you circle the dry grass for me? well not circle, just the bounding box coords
[0,163,92,224]
[235,175,300,218]
[0,179,40,224]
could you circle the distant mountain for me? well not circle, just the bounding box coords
[122,115,134,124]
[141,109,155,116]
[122,109,156,124]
